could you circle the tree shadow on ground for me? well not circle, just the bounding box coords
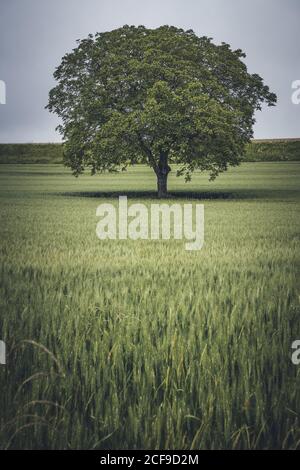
[58,190,235,200]
[54,188,299,201]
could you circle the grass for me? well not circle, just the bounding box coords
[0,162,299,449]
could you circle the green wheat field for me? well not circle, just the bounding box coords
[0,162,299,449]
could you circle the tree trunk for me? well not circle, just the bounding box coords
[157,173,168,198]
[156,152,171,198]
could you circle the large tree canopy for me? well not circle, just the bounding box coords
[47,25,276,197]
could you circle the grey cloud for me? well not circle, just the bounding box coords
[0,0,299,142]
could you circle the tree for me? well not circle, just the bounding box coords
[47,25,276,198]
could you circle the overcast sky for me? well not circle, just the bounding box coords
[0,0,299,142]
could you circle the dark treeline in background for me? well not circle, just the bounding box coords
[0,139,299,164]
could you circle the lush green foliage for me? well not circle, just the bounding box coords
[47,25,276,196]
[243,139,300,162]
[0,143,63,164]
[0,162,299,449]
